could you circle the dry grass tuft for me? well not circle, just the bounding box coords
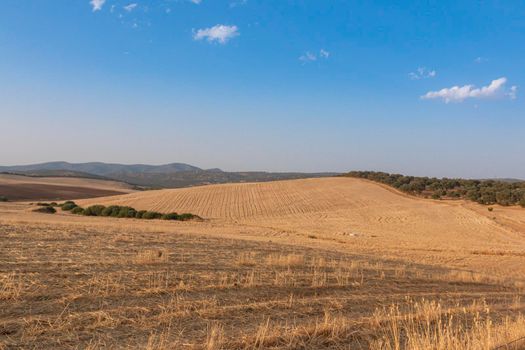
[0,272,23,300]
[134,249,170,264]
[205,322,224,350]
[236,251,258,266]
[370,298,525,350]
[265,253,305,267]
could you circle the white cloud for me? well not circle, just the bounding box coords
[230,0,247,7]
[422,77,517,103]
[90,0,106,12]
[190,0,202,4]
[299,49,330,63]
[124,3,138,12]
[299,52,317,62]
[193,25,239,44]
[409,67,436,80]
[474,57,487,64]
[508,85,518,100]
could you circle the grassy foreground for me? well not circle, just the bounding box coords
[1,211,524,349]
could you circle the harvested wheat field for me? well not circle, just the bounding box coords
[2,177,525,349]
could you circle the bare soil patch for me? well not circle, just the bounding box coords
[0,183,128,201]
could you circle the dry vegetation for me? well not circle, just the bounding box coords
[2,177,525,349]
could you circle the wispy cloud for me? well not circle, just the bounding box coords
[90,0,106,12]
[299,49,330,63]
[421,77,517,103]
[474,57,487,64]
[190,0,202,4]
[193,25,239,44]
[124,3,138,12]
[230,0,247,8]
[299,52,317,62]
[409,67,436,80]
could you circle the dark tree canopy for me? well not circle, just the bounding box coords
[343,171,525,207]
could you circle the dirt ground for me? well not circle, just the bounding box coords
[1,177,525,349]
[0,174,135,201]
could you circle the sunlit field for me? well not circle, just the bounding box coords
[2,177,525,349]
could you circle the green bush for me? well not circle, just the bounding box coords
[161,212,180,220]
[61,202,78,211]
[83,205,106,216]
[117,206,137,218]
[71,207,85,215]
[520,197,525,208]
[178,213,201,221]
[135,210,147,219]
[0,196,8,202]
[101,205,121,217]
[37,202,51,207]
[142,211,162,220]
[33,206,56,214]
[58,203,200,221]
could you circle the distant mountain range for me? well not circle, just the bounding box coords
[0,162,337,188]
[0,161,202,176]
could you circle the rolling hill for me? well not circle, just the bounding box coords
[79,177,525,259]
[0,161,201,176]
[4,176,525,348]
[0,162,336,188]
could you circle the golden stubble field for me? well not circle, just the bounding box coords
[1,177,525,349]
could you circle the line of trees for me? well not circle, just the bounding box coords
[343,171,525,207]
[34,201,201,221]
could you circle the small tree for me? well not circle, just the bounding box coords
[61,202,78,211]
[71,207,85,215]
[135,210,147,219]
[178,213,200,221]
[33,206,56,214]
[161,213,180,220]
[117,206,137,218]
[101,206,121,217]
[83,205,106,216]
[142,211,162,220]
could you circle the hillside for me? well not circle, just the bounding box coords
[4,177,525,348]
[79,177,525,262]
[0,161,202,176]
[0,162,336,188]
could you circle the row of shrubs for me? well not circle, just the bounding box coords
[33,206,57,214]
[60,201,200,221]
[0,196,8,202]
[343,171,525,207]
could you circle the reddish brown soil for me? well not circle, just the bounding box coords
[0,184,127,201]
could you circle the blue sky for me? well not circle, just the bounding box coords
[1,1,524,177]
